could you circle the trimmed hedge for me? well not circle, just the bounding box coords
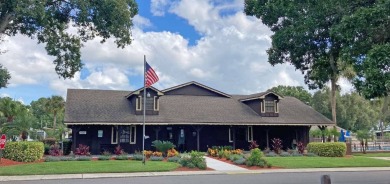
[4,141,44,162]
[307,142,346,157]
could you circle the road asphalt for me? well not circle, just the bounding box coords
[1,156,390,182]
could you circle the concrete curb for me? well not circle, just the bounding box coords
[1,168,390,181]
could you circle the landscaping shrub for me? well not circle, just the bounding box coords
[98,156,111,160]
[143,150,153,158]
[297,141,305,154]
[114,145,124,155]
[75,144,90,156]
[76,156,92,161]
[271,138,283,154]
[132,154,144,161]
[42,138,56,145]
[231,149,243,155]
[280,151,291,157]
[101,150,111,156]
[179,151,207,170]
[44,144,50,155]
[291,151,303,157]
[307,142,346,157]
[115,154,129,160]
[60,157,76,161]
[152,151,163,157]
[246,148,267,167]
[265,151,278,157]
[167,156,180,162]
[45,156,61,162]
[248,140,259,150]
[305,152,319,157]
[229,154,244,161]
[151,140,175,156]
[4,141,44,162]
[167,148,179,157]
[234,158,246,165]
[149,156,164,161]
[49,143,63,156]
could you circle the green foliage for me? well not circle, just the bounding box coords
[151,140,176,156]
[98,156,111,160]
[76,156,92,161]
[307,142,346,157]
[246,148,267,167]
[270,86,312,104]
[44,156,61,162]
[60,157,76,161]
[62,140,72,155]
[179,151,207,170]
[149,156,164,161]
[0,64,10,88]
[234,158,246,165]
[115,155,129,160]
[305,153,319,157]
[0,0,139,84]
[167,156,180,162]
[229,154,244,161]
[4,141,44,162]
[280,152,291,157]
[265,151,278,157]
[132,154,144,161]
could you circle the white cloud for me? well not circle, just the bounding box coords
[151,0,171,16]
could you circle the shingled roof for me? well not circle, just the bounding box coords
[65,84,334,126]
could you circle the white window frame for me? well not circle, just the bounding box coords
[154,96,159,111]
[111,126,118,144]
[228,128,233,143]
[247,126,253,142]
[136,96,142,111]
[260,101,265,113]
[274,100,279,113]
[130,126,136,144]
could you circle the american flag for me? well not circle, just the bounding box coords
[145,61,159,87]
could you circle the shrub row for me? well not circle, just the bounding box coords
[4,142,44,162]
[307,142,346,157]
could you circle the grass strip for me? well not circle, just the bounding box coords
[265,156,390,168]
[353,152,390,157]
[0,160,179,176]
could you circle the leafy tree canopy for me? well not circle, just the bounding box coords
[0,0,138,87]
[269,85,312,104]
[0,64,10,88]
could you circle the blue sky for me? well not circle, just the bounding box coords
[0,0,354,105]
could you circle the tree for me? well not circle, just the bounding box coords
[333,0,390,99]
[45,96,64,129]
[244,0,364,126]
[0,64,10,88]
[30,97,50,128]
[2,111,36,141]
[0,97,26,122]
[269,85,312,104]
[0,0,138,87]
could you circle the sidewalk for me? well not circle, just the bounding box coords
[204,156,248,171]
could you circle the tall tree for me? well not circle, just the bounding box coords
[0,64,10,88]
[0,0,138,87]
[269,85,312,104]
[244,0,368,126]
[45,96,64,129]
[0,97,26,122]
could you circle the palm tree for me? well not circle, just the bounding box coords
[0,97,25,122]
[45,96,65,129]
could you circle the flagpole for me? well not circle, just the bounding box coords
[142,55,146,165]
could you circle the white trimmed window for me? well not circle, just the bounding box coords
[130,126,136,144]
[247,126,253,142]
[154,96,159,111]
[265,100,275,112]
[111,127,118,144]
[228,128,233,142]
[136,96,142,111]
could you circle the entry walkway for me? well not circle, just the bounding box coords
[204,156,248,171]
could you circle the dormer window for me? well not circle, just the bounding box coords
[265,100,275,112]
[136,96,142,111]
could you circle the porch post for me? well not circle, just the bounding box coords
[232,127,236,150]
[266,129,269,148]
[72,126,80,152]
[193,126,203,151]
[153,126,161,140]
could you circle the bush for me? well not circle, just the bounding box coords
[248,140,259,150]
[167,156,180,162]
[44,144,50,155]
[246,148,267,167]
[45,156,61,162]
[229,154,244,161]
[151,140,176,156]
[149,156,164,161]
[98,155,111,160]
[132,154,144,161]
[291,152,303,157]
[4,141,44,162]
[114,145,124,155]
[76,156,92,161]
[60,156,76,161]
[305,152,318,157]
[167,148,179,157]
[179,151,207,170]
[280,151,291,157]
[265,151,278,157]
[49,144,63,156]
[307,142,346,157]
[297,142,305,154]
[62,140,72,155]
[115,155,129,160]
[143,150,153,159]
[152,151,163,157]
[75,144,90,156]
[234,158,246,165]
[271,138,283,154]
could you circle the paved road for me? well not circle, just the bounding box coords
[3,171,390,184]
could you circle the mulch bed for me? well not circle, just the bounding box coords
[0,158,44,167]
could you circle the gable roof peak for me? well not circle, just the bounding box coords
[240,91,284,102]
[125,86,164,98]
[162,81,232,98]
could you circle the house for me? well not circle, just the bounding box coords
[64,81,334,154]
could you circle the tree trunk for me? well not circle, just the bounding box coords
[330,77,337,125]
[53,111,57,129]
[0,13,13,34]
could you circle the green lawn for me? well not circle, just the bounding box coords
[0,160,180,176]
[353,152,390,157]
[265,156,390,168]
